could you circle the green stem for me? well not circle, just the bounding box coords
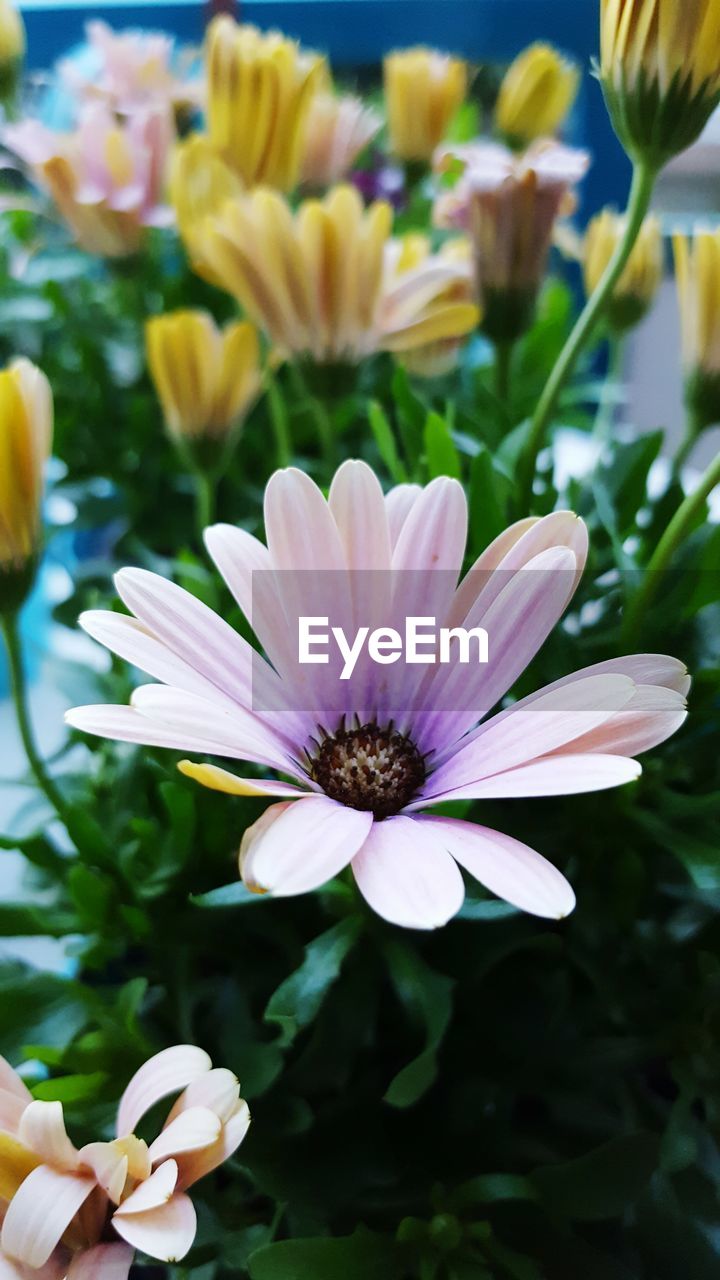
[593,333,625,445]
[517,159,657,512]
[266,371,292,470]
[623,448,720,642]
[193,468,216,544]
[1,612,72,825]
[494,340,514,406]
[672,408,703,476]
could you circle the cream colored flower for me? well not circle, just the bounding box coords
[146,310,262,442]
[195,184,478,364]
[0,0,24,69]
[169,133,244,281]
[387,234,478,377]
[0,359,52,579]
[673,228,720,427]
[384,47,467,163]
[495,43,579,146]
[584,208,662,330]
[206,16,324,190]
[299,91,381,188]
[600,0,720,166]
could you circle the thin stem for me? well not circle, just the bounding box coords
[517,160,657,512]
[672,407,703,476]
[494,340,514,406]
[1,611,71,824]
[623,448,720,642]
[266,371,292,470]
[193,468,216,544]
[593,332,625,445]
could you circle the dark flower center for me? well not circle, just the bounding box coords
[309,722,427,821]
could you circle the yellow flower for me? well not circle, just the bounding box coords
[169,133,243,279]
[600,0,720,167]
[0,359,52,585]
[584,208,662,330]
[673,228,720,428]
[196,184,478,364]
[384,47,467,163]
[146,310,262,444]
[495,43,579,147]
[206,16,325,191]
[388,234,478,377]
[0,0,24,68]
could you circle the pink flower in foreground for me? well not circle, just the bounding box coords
[0,1046,249,1277]
[67,462,689,930]
[4,103,173,258]
[61,19,204,117]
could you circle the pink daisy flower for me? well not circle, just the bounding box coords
[66,462,689,930]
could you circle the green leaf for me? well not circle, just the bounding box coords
[468,448,511,555]
[531,1132,659,1221]
[32,1071,108,1103]
[383,940,454,1108]
[0,903,77,937]
[424,411,461,480]
[264,917,363,1048]
[368,400,407,483]
[190,882,271,909]
[248,1229,399,1280]
[0,963,92,1060]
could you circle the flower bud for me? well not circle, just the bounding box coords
[584,208,662,331]
[0,359,52,611]
[673,228,720,430]
[496,42,579,148]
[600,0,720,169]
[384,47,467,164]
[0,0,24,97]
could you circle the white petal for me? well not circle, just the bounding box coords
[130,685,296,773]
[263,467,346,572]
[203,523,272,625]
[17,1101,78,1169]
[116,1045,212,1139]
[111,1192,196,1263]
[384,484,422,547]
[413,753,641,803]
[422,817,576,919]
[66,1243,134,1280]
[351,815,465,929]
[1,1167,94,1268]
[0,1059,32,1104]
[77,1142,128,1204]
[165,1069,240,1126]
[114,1160,178,1216]
[147,1108,221,1165]
[176,1100,250,1190]
[328,460,392,570]
[241,796,372,897]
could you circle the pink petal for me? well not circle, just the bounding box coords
[76,1143,128,1204]
[241,796,373,897]
[1,1167,95,1268]
[0,1091,28,1135]
[384,484,422,548]
[113,567,255,709]
[114,1160,178,1216]
[0,1060,32,1105]
[413,753,641,803]
[421,816,576,919]
[165,1069,240,1126]
[65,1244,134,1280]
[551,685,687,757]
[111,1192,196,1263]
[424,673,636,801]
[147,1108,221,1165]
[264,468,346,573]
[391,476,467,577]
[129,685,295,773]
[116,1045,212,1139]
[65,703,249,755]
[351,815,465,929]
[17,1101,78,1170]
[328,460,392,571]
[202,524,272,625]
[176,1100,250,1189]
[535,653,691,698]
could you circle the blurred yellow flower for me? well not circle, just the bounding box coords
[584,208,662,330]
[169,133,243,279]
[601,0,720,167]
[388,234,478,377]
[196,184,478,364]
[206,16,324,191]
[673,228,720,429]
[0,359,52,583]
[0,0,24,69]
[299,91,382,188]
[384,47,467,163]
[496,43,579,147]
[146,310,262,443]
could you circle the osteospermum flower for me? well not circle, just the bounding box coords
[673,228,720,430]
[0,1045,249,1276]
[299,91,382,188]
[169,133,244,282]
[61,19,203,117]
[435,140,589,343]
[385,233,478,377]
[384,47,467,164]
[0,358,52,610]
[4,104,173,259]
[195,184,478,364]
[67,461,689,930]
[584,208,662,331]
[495,43,579,149]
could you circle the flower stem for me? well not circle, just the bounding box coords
[266,371,292,470]
[672,406,703,476]
[517,159,657,512]
[194,468,216,544]
[494,340,514,406]
[593,332,624,445]
[1,611,72,825]
[623,447,720,642]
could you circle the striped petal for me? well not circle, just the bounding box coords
[1,1167,95,1268]
[17,1101,78,1170]
[147,1107,222,1165]
[116,1045,212,1139]
[176,1100,250,1189]
[351,815,465,929]
[114,1160,178,1216]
